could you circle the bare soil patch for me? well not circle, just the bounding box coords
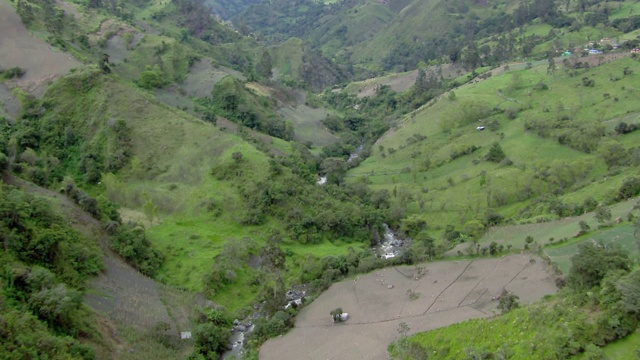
[0,0,80,96]
[0,83,20,120]
[260,254,557,360]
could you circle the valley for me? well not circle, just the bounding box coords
[1,0,640,358]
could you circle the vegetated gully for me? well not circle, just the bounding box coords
[222,226,409,358]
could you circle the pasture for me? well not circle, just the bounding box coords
[545,224,639,274]
[348,56,640,234]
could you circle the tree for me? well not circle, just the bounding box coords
[138,65,164,89]
[321,157,347,185]
[618,177,640,201]
[579,220,591,233]
[409,231,436,262]
[414,68,428,96]
[594,205,612,224]
[29,284,82,329]
[260,231,287,310]
[193,322,231,358]
[231,151,243,163]
[142,192,158,225]
[599,140,627,169]
[485,142,506,162]
[256,50,273,79]
[100,53,111,74]
[567,241,631,290]
[547,55,556,75]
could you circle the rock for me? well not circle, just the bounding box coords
[387,284,394,289]
[233,319,240,325]
[235,325,247,332]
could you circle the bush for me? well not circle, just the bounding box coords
[485,142,506,162]
[0,67,26,79]
[193,322,231,359]
[109,224,165,276]
[617,177,640,200]
[504,107,519,119]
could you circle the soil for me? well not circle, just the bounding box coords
[260,254,557,360]
[0,0,80,96]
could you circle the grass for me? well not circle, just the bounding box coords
[545,223,639,274]
[600,331,640,359]
[392,300,589,360]
[149,214,262,291]
[348,56,640,237]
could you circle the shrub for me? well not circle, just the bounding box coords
[485,142,505,162]
[109,224,165,276]
[0,67,26,79]
[504,107,519,119]
[617,177,640,200]
[581,77,595,87]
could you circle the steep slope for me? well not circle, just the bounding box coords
[0,0,79,97]
[348,55,640,237]
[6,176,197,359]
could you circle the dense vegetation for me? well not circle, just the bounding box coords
[233,0,640,72]
[0,185,102,359]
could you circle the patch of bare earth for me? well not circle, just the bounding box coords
[260,254,557,360]
[0,0,80,96]
[0,83,20,119]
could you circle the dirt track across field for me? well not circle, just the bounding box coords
[260,254,557,360]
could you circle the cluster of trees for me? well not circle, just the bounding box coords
[201,76,294,140]
[106,222,165,277]
[0,186,103,359]
[211,148,390,243]
[15,0,65,33]
[3,69,134,187]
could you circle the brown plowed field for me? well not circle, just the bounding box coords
[260,254,557,360]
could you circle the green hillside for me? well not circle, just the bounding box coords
[2,0,640,358]
[349,56,640,236]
